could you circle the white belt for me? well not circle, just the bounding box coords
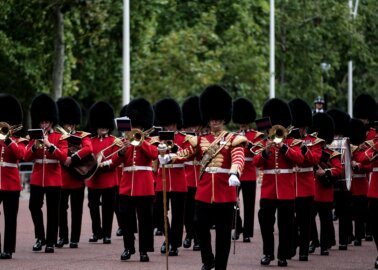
[373,167,378,172]
[353,173,367,178]
[0,161,18,168]
[34,159,59,164]
[184,161,200,166]
[160,164,185,169]
[123,166,153,172]
[263,168,293,174]
[204,167,229,174]
[293,166,313,173]
[245,157,253,161]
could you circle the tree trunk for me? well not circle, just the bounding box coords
[52,4,64,101]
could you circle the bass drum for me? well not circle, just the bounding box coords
[68,153,98,181]
[329,137,352,191]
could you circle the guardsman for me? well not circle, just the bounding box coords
[181,95,202,251]
[154,97,188,256]
[327,108,352,250]
[0,94,27,259]
[87,101,120,244]
[231,97,263,243]
[24,93,68,253]
[112,98,157,262]
[252,98,304,267]
[309,112,342,256]
[161,85,246,270]
[55,97,93,249]
[353,93,377,140]
[288,98,323,261]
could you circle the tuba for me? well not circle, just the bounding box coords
[0,122,23,140]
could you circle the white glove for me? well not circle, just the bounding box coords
[228,174,240,187]
[158,154,172,165]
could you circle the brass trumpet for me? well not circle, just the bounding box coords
[268,125,288,144]
[0,122,23,140]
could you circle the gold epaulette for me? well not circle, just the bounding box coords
[149,136,160,146]
[313,137,325,146]
[60,134,70,140]
[351,144,358,153]
[79,131,91,138]
[254,131,265,139]
[365,139,375,148]
[290,139,302,147]
[187,135,198,147]
[17,137,29,144]
[329,149,341,159]
[232,135,248,147]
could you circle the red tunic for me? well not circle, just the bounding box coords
[293,134,323,197]
[0,137,27,191]
[61,132,93,189]
[24,131,68,187]
[156,132,189,193]
[86,135,119,189]
[252,138,304,200]
[350,145,371,196]
[314,148,343,202]
[112,139,158,196]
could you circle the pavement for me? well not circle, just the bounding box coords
[0,184,376,270]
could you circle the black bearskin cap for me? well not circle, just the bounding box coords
[353,94,376,122]
[125,98,154,130]
[262,98,292,128]
[311,113,335,144]
[57,97,82,125]
[182,96,202,128]
[30,93,58,128]
[0,93,23,125]
[88,101,115,133]
[232,97,256,124]
[154,98,182,127]
[289,98,312,127]
[327,108,350,137]
[349,118,366,146]
[119,104,127,117]
[200,85,232,125]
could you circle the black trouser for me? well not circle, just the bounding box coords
[258,199,294,260]
[120,195,154,252]
[334,190,352,245]
[0,190,20,253]
[58,186,85,243]
[29,185,61,247]
[114,186,124,231]
[184,187,198,242]
[195,201,234,270]
[311,201,333,251]
[87,187,116,238]
[351,195,368,241]
[294,196,313,256]
[368,198,378,251]
[156,191,186,249]
[235,181,256,238]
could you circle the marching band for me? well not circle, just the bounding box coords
[0,89,377,270]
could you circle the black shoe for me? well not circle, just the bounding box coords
[193,243,201,251]
[308,242,319,254]
[168,247,179,256]
[354,240,362,246]
[140,252,149,262]
[243,237,251,243]
[32,239,46,251]
[45,246,54,253]
[320,249,329,256]
[103,237,111,244]
[116,228,123,236]
[375,257,378,269]
[155,230,163,236]
[0,253,12,259]
[277,258,288,267]
[260,255,274,266]
[55,238,68,248]
[299,255,308,261]
[120,249,135,261]
[201,261,215,270]
[70,242,78,248]
[183,237,192,248]
[339,245,347,250]
[366,235,373,241]
[89,234,103,243]
[160,242,167,254]
[231,231,240,240]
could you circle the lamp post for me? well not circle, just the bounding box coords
[348,0,359,117]
[269,0,275,98]
[123,0,130,106]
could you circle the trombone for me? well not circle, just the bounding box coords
[0,122,23,140]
